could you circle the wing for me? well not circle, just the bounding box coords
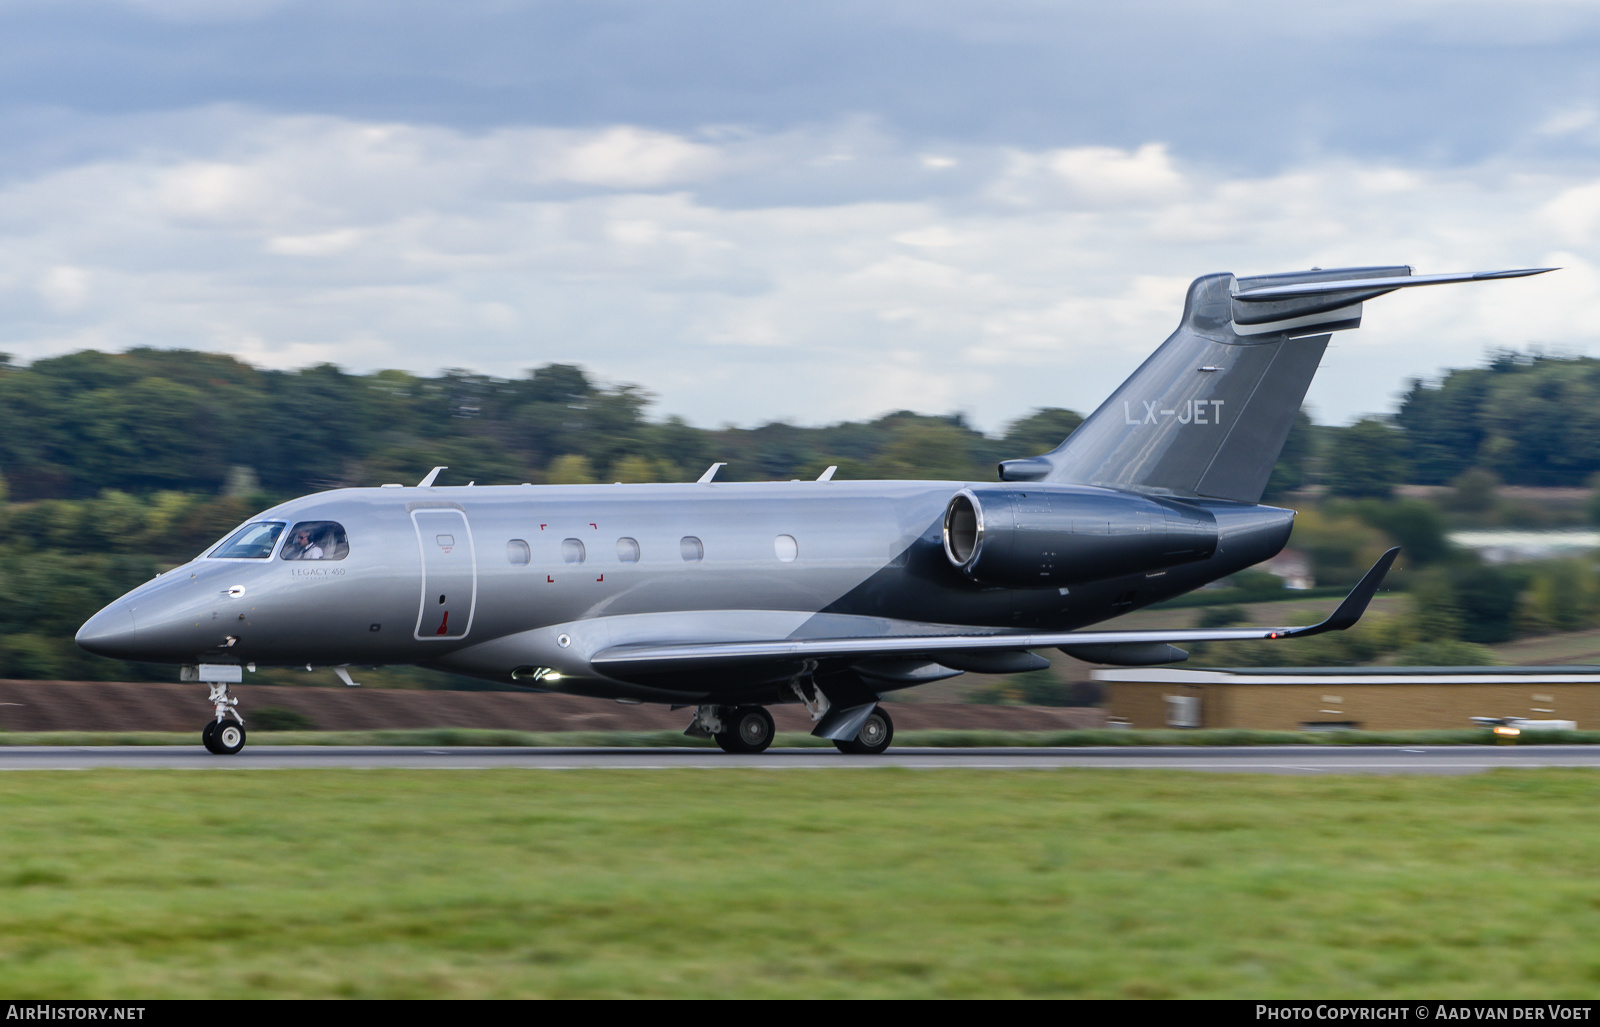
[591,549,1399,674]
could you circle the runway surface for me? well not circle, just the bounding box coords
[4,744,1600,773]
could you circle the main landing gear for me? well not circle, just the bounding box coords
[685,704,776,753]
[202,682,247,755]
[685,702,894,755]
[834,706,893,755]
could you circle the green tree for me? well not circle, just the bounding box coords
[545,455,596,484]
[1340,498,1451,566]
[1325,418,1406,498]
[998,408,1084,458]
[1449,468,1500,514]
[867,418,987,480]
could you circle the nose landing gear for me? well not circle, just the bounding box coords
[200,679,247,755]
[202,715,247,755]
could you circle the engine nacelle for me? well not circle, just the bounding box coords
[941,485,1217,587]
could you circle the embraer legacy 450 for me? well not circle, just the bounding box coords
[76,265,1551,754]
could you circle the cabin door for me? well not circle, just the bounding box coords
[412,509,477,640]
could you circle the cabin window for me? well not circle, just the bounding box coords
[507,539,531,565]
[774,534,798,562]
[680,536,704,562]
[280,521,350,561]
[616,537,640,563]
[562,538,586,564]
[210,521,285,560]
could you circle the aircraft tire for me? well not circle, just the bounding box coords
[213,719,247,756]
[202,719,222,754]
[715,706,774,754]
[834,706,893,755]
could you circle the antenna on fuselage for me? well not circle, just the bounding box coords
[418,466,447,487]
[697,462,726,484]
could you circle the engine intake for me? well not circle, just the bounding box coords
[942,486,1217,587]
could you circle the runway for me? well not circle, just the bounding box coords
[4,744,1600,773]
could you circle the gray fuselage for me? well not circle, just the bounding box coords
[77,478,1293,704]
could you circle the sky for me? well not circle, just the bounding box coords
[0,1,1598,432]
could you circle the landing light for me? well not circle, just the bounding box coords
[512,667,562,683]
[1493,725,1521,738]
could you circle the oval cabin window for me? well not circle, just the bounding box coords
[617,537,640,563]
[507,539,531,565]
[680,536,704,562]
[561,538,586,564]
[774,534,798,562]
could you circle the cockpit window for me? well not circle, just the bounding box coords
[210,521,286,560]
[281,521,350,561]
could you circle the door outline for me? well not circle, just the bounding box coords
[411,508,478,640]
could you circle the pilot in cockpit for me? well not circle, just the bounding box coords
[292,528,324,560]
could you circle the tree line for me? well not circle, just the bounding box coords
[5,346,1600,503]
[0,349,1084,501]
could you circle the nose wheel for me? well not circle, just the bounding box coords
[201,681,247,755]
[202,717,247,755]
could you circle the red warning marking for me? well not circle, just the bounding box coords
[547,575,554,583]
[589,523,597,530]
[436,611,450,636]
[540,524,547,530]
[596,574,603,582]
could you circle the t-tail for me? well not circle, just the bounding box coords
[999,265,1553,504]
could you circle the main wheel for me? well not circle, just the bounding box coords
[213,719,247,756]
[714,706,775,754]
[834,706,893,755]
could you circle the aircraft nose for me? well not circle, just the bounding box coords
[75,602,139,658]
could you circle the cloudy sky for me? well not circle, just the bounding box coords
[1,1,1597,431]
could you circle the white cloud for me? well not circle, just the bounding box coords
[37,265,89,311]
[539,127,721,189]
[0,109,1586,432]
[1046,143,1186,205]
[266,228,364,256]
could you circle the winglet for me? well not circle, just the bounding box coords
[697,462,726,484]
[418,466,447,487]
[1281,548,1400,638]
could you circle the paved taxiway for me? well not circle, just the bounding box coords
[3,745,1600,773]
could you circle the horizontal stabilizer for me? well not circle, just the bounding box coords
[1233,267,1554,303]
[590,549,1400,671]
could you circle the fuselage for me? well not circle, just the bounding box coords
[76,478,1294,702]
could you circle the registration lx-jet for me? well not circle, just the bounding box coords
[77,264,1550,754]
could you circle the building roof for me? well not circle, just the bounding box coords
[1091,666,1600,685]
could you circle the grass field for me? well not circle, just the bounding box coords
[4,769,1600,998]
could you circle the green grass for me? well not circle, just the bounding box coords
[3,727,1599,746]
[3,769,1600,997]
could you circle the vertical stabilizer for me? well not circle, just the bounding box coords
[999,265,1551,504]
